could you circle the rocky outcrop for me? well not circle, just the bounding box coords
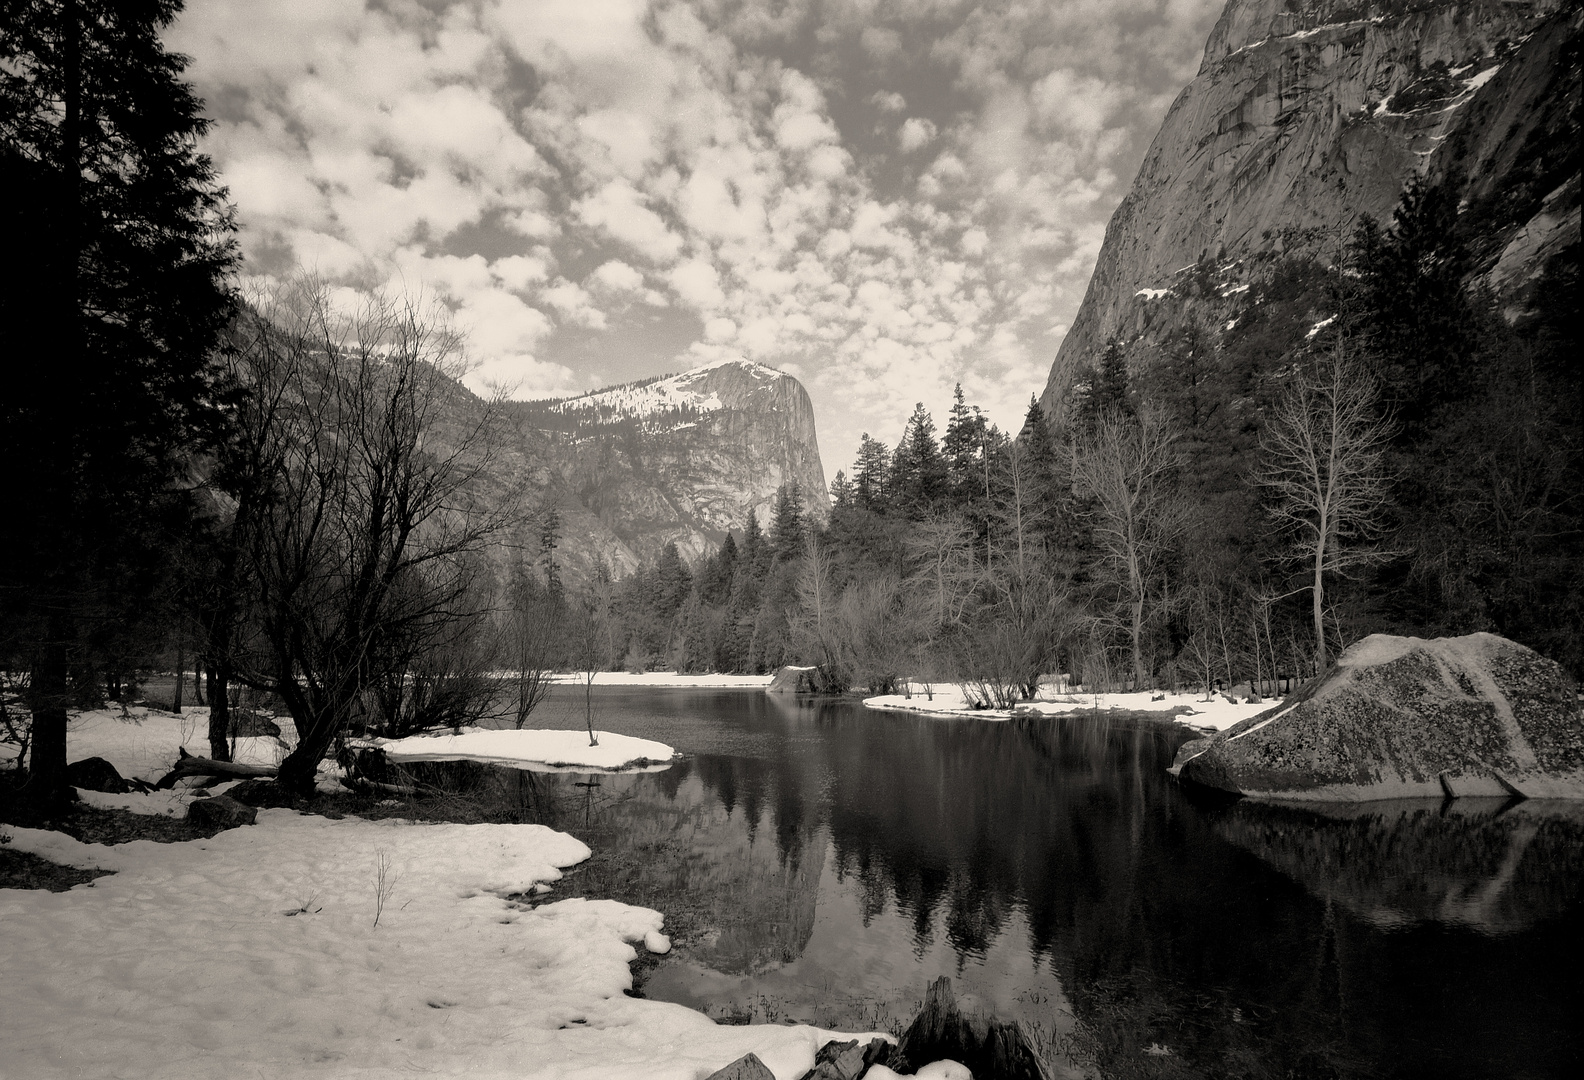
[767,665,820,694]
[1174,632,1584,800]
[1039,0,1580,423]
[495,359,829,578]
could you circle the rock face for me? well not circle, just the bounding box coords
[496,359,829,578]
[1175,632,1584,800]
[1039,0,1580,423]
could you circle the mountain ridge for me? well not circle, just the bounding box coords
[1038,0,1579,422]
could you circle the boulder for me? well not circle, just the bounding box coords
[767,665,820,694]
[187,794,257,830]
[704,1053,775,1080]
[1175,633,1584,801]
[66,756,128,794]
[799,1038,895,1080]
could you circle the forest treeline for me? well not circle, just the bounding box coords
[577,180,1581,699]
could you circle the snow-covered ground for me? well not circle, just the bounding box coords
[864,685,1277,732]
[375,727,678,773]
[544,671,775,688]
[1,708,879,1079]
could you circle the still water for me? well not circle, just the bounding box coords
[414,687,1584,1079]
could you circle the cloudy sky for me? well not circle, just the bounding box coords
[167,0,1223,473]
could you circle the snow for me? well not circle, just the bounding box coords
[864,685,1274,732]
[544,670,775,688]
[1305,314,1336,339]
[1,712,881,1079]
[0,706,307,817]
[539,359,783,421]
[375,727,679,772]
[1135,287,1170,299]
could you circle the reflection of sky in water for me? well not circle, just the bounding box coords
[456,687,1584,1078]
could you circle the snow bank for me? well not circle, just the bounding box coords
[376,728,678,772]
[864,686,1274,732]
[544,671,775,688]
[0,707,301,817]
[0,814,863,1079]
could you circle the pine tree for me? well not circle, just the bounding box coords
[829,470,854,510]
[1077,338,1133,431]
[853,433,891,511]
[892,402,947,515]
[770,483,807,561]
[1,0,237,812]
[942,383,989,503]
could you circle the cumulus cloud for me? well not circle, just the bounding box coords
[167,0,1225,467]
[898,117,937,153]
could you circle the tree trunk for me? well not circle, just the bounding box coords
[172,640,185,714]
[22,636,72,815]
[206,660,231,762]
[1312,547,1327,674]
[1130,596,1145,690]
[194,664,205,706]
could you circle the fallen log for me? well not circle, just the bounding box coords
[155,748,278,790]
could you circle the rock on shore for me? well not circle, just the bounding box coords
[1173,633,1584,801]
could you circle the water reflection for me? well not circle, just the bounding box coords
[409,689,1584,1078]
[1215,799,1584,936]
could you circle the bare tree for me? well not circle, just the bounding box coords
[1072,405,1190,689]
[1258,342,1395,672]
[236,278,518,794]
[904,510,981,635]
[500,558,561,729]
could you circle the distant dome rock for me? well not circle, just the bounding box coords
[1174,632,1584,801]
[484,359,828,578]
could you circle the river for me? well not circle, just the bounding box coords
[402,686,1584,1079]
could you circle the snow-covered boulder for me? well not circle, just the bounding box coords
[766,665,819,694]
[1174,633,1584,801]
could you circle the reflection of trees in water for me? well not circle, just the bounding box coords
[666,711,1584,1079]
[402,707,1584,1078]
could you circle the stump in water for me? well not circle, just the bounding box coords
[896,976,1048,1079]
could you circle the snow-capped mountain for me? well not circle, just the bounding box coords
[496,359,829,576]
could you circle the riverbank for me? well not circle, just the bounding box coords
[0,707,872,1079]
[862,686,1275,733]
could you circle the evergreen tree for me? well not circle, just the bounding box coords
[770,483,807,561]
[891,402,947,515]
[853,433,891,511]
[1350,178,1477,437]
[1,0,237,812]
[538,504,563,595]
[829,470,854,510]
[1077,338,1133,430]
[942,383,989,503]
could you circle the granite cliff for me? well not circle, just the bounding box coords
[1039,0,1580,422]
[495,359,829,578]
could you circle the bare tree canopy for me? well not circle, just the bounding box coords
[1257,341,1396,671]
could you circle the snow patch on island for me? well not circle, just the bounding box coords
[864,686,1272,732]
[375,728,679,772]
